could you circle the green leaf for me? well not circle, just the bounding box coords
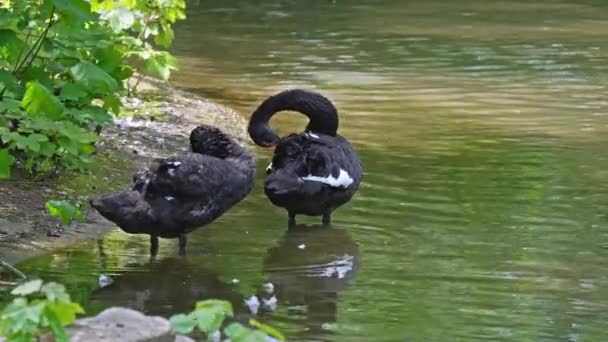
[59,121,98,144]
[42,308,69,342]
[0,148,15,179]
[0,98,23,114]
[41,282,70,303]
[67,106,112,126]
[51,0,92,27]
[38,141,58,157]
[249,319,286,341]
[154,24,174,48]
[46,301,84,325]
[224,323,267,342]
[70,61,119,94]
[100,6,134,32]
[10,133,49,152]
[103,95,120,115]
[0,70,18,93]
[113,66,134,81]
[22,81,64,119]
[1,300,45,336]
[95,46,123,74]
[195,299,233,315]
[21,116,59,132]
[11,280,43,296]
[169,314,196,335]
[142,52,178,81]
[0,9,20,30]
[21,65,53,89]
[189,300,234,334]
[59,83,89,102]
[0,29,24,65]
[45,200,84,224]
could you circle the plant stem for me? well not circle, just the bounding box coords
[15,7,56,75]
[13,31,32,73]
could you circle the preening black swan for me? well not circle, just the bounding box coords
[90,125,255,255]
[248,89,362,227]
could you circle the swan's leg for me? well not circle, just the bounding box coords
[288,211,296,228]
[178,233,187,256]
[322,209,332,226]
[150,235,159,256]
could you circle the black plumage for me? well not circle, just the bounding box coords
[248,89,362,227]
[90,125,255,255]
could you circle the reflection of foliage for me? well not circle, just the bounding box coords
[170,299,285,342]
[0,280,84,342]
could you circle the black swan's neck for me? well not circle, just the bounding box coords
[248,89,339,147]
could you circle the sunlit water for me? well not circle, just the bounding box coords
[10,1,608,340]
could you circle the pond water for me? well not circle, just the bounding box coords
[11,0,608,340]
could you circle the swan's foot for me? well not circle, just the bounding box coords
[178,233,187,256]
[322,210,332,226]
[150,235,159,256]
[288,211,296,229]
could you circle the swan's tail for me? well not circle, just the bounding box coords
[89,191,154,233]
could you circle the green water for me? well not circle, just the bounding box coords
[12,1,608,340]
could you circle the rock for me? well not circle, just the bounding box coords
[57,307,194,342]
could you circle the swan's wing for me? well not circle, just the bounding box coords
[145,153,247,199]
[301,144,357,189]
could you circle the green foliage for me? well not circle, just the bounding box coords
[0,0,185,178]
[0,280,85,342]
[45,200,84,224]
[92,0,185,89]
[169,300,285,342]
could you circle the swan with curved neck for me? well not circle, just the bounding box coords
[248,89,362,227]
[248,89,339,146]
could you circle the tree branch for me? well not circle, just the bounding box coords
[0,259,27,280]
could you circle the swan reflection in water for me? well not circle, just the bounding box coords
[259,225,360,339]
[88,257,246,316]
[87,226,359,340]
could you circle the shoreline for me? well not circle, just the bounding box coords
[0,76,253,266]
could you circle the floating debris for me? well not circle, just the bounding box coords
[298,244,306,250]
[261,282,275,294]
[98,274,114,288]
[262,295,278,311]
[245,295,260,314]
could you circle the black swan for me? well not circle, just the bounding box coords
[248,89,362,227]
[90,125,255,255]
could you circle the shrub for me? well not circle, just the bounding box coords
[0,0,184,178]
[0,280,84,342]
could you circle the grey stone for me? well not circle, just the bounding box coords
[62,307,192,342]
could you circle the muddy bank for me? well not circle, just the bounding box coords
[0,77,253,265]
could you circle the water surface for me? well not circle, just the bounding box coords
[12,1,608,341]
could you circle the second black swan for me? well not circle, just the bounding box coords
[248,89,362,227]
[90,125,255,255]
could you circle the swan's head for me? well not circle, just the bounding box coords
[248,122,280,148]
[190,125,240,159]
